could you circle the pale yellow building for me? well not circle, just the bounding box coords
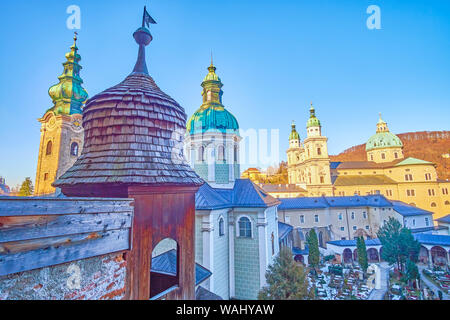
[286,104,334,197]
[35,34,88,196]
[287,108,450,220]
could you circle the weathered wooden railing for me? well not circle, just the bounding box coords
[0,197,134,277]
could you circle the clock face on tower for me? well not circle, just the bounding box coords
[71,118,82,131]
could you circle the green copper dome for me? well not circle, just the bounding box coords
[187,62,239,135]
[289,121,300,140]
[47,33,88,116]
[366,132,403,151]
[366,115,403,151]
[187,105,239,134]
[306,103,321,128]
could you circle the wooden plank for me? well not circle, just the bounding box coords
[0,229,130,276]
[0,212,132,243]
[0,198,133,216]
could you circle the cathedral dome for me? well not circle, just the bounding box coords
[366,131,403,151]
[187,105,239,135]
[186,62,239,135]
[366,115,403,151]
[54,22,203,191]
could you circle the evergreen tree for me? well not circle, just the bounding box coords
[258,247,315,300]
[405,258,420,287]
[357,236,369,273]
[306,229,320,269]
[377,217,420,272]
[19,177,34,197]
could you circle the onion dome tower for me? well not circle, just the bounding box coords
[289,121,300,148]
[35,33,87,196]
[306,102,321,137]
[185,58,241,188]
[366,114,404,163]
[302,103,333,196]
[54,8,203,300]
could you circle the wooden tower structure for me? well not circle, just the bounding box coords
[54,8,204,300]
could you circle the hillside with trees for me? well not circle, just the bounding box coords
[330,131,450,180]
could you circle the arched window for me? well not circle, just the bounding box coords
[317,147,322,156]
[234,145,238,163]
[219,217,225,237]
[238,217,252,238]
[394,152,398,159]
[217,145,225,162]
[381,153,386,160]
[431,202,437,208]
[70,142,79,156]
[46,141,52,155]
[198,146,205,162]
[445,200,450,205]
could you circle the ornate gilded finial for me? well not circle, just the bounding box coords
[208,52,216,73]
[132,7,156,75]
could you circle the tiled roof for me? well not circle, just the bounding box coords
[278,197,329,210]
[410,226,448,234]
[195,286,223,300]
[195,179,280,210]
[330,162,342,169]
[437,214,450,224]
[394,157,434,166]
[334,160,402,170]
[391,200,433,217]
[278,222,293,240]
[195,183,231,210]
[54,28,203,189]
[151,249,212,286]
[333,175,397,186]
[327,238,382,247]
[413,234,450,247]
[259,184,307,193]
[278,195,392,210]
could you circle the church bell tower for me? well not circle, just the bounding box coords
[34,33,88,196]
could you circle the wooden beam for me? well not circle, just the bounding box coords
[0,198,133,217]
[0,212,132,243]
[0,229,130,276]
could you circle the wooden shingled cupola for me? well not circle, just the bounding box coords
[53,7,204,300]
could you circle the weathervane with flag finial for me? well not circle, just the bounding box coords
[142,5,157,28]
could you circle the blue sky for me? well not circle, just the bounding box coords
[0,0,449,187]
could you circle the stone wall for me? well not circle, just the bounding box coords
[0,197,133,300]
[0,252,126,300]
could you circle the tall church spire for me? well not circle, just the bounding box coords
[47,32,88,116]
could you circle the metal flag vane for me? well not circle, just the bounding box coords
[142,5,157,28]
